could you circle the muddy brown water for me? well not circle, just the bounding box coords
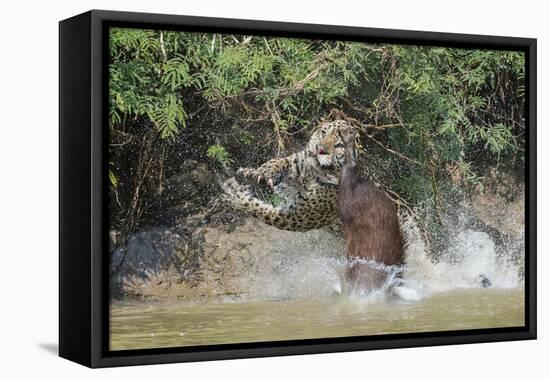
[110,288,524,351]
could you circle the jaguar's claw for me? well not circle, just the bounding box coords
[237,168,252,178]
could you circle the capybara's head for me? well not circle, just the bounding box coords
[308,120,352,168]
[338,124,357,147]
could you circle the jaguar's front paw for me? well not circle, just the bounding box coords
[236,168,274,189]
[236,167,255,180]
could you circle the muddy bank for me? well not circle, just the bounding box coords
[111,217,345,299]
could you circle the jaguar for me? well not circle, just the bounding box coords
[222,119,356,231]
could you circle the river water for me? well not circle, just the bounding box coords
[110,288,524,350]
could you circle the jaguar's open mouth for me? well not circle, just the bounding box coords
[317,153,333,167]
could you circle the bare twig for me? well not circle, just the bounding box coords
[267,100,286,156]
[328,110,422,166]
[224,57,327,100]
[210,34,216,54]
[362,133,422,166]
[263,37,273,54]
[109,134,133,147]
[159,31,167,62]
[363,123,408,130]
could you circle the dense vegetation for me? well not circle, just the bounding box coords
[108,27,525,245]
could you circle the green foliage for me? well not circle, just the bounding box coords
[362,45,525,204]
[108,161,118,188]
[109,29,190,138]
[238,130,254,146]
[108,169,118,188]
[207,144,234,166]
[267,193,284,207]
[108,27,525,233]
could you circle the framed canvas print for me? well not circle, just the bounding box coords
[59,10,536,368]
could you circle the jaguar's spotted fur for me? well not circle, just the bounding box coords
[222,120,355,231]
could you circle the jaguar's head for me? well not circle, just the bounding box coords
[308,120,353,169]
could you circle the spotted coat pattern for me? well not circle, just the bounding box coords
[222,120,354,231]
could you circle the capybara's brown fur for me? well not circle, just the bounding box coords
[337,126,406,293]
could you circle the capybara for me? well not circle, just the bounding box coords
[337,125,406,294]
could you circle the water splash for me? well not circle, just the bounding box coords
[235,214,523,303]
[399,217,522,300]
[239,255,347,301]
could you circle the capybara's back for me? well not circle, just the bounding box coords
[341,186,405,264]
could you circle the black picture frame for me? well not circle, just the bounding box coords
[59,9,537,368]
